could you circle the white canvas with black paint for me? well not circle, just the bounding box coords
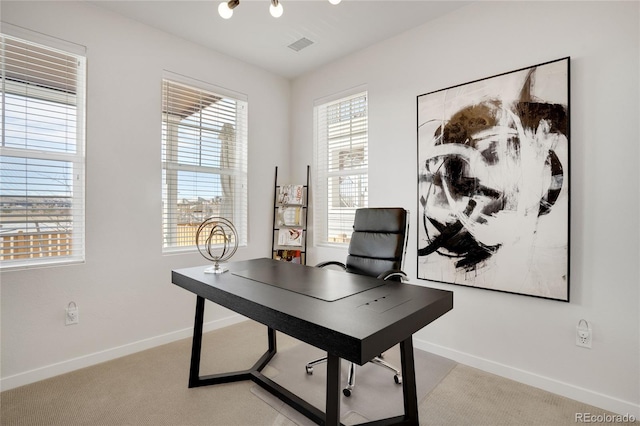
[417,58,570,301]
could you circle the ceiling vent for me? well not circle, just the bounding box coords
[288,37,314,52]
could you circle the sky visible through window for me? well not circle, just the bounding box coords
[162,101,236,202]
[176,119,223,201]
[0,92,76,235]
[1,92,76,197]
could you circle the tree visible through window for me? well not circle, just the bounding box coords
[161,76,248,252]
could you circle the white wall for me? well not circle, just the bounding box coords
[0,1,290,387]
[291,1,639,417]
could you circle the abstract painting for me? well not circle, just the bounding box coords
[417,58,570,301]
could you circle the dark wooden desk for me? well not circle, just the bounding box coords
[172,258,453,426]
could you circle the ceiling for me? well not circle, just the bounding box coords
[89,0,471,79]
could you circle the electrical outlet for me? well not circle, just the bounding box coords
[66,305,79,325]
[576,323,591,348]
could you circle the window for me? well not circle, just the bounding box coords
[161,74,248,252]
[0,27,86,269]
[313,90,368,245]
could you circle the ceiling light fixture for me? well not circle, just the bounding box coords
[269,0,283,18]
[218,0,239,19]
[218,0,340,19]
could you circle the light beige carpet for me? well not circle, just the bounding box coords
[0,320,627,425]
[418,364,636,426]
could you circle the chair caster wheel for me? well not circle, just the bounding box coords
[342,388,352,397]
[305,366,313,375]
[394,374,402,384]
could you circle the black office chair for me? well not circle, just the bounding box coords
[305,207,409,397]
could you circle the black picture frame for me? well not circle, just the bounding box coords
[417,57,570,302]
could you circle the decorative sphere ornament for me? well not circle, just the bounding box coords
[195,217,238,274]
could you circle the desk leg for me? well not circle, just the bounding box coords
[268,326,276,353]
[400,336,419,424]
[189,295,206,388]
[325,353,341,426]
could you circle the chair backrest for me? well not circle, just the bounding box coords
[344,208,409,279]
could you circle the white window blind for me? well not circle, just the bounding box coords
[161,75,248,252]
[0,30,86,269]
[314,91,368,245]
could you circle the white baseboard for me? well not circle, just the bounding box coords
[413,338,640,419]
[0,315,245,392]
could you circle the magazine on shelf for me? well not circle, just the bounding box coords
[277,206,303,227]
[278,184,304,205]
[278,228,303,246]
[273,249,302,264]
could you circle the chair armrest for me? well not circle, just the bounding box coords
[315,260,347,270]
[377,269,408,281]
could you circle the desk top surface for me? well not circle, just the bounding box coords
[232,260,387,301]
[172,258,453,364]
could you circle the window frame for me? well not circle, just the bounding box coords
[0,25,86,270]
[313,88,369,247]
[161,72,248,254]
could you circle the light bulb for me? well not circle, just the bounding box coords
[218,1,233,19]
[328,0,341,4]
[270,0,283,18]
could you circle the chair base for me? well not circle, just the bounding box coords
[305,354,402,397]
